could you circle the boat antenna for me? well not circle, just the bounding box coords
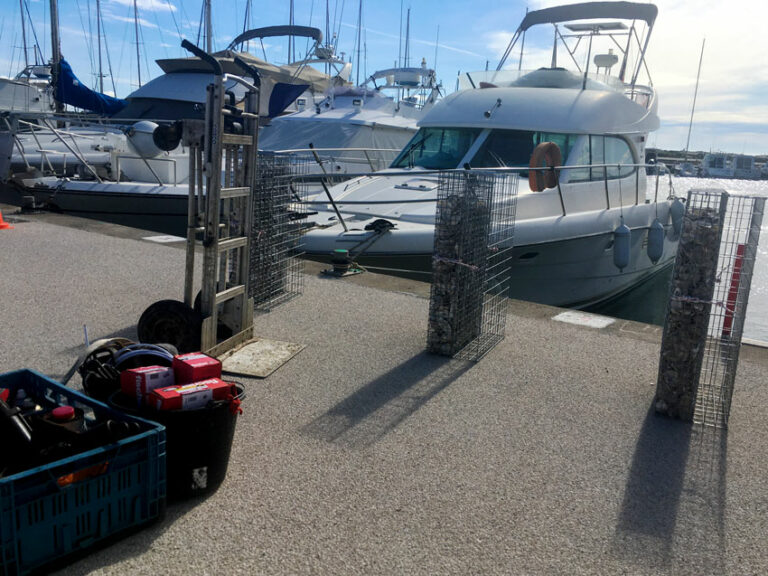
[683,38,705,162]
[433,24,440,74]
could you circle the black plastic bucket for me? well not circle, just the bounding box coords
[109,385,244,501]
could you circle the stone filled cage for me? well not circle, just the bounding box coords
[427,170,518,361]
[655,189,765,428]
[248,152,312,310]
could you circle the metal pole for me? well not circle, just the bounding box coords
[355,0,363,85]
[49,0,64,113]
[205,0,212,54]
[97,0,103,93]
[683,39,705,162]
[133,0,142,87]
[20,0,29,69]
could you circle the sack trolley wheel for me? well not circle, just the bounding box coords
[138,299,203,354]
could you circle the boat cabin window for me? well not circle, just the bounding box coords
[566,135,635,182]
[391,127,482,169]
[469,130,574,174]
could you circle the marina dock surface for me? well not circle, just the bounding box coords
[1,205,767,575]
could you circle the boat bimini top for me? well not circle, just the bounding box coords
[481,1,658,92]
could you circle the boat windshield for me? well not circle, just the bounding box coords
[390,127,482,169]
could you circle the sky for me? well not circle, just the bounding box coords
[2,0,767,155]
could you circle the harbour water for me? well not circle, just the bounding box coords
[588,176,768,343]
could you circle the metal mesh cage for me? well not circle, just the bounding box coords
[248,153,310,311]
[694,192,765,428]
[427,170,518,361]
[655,189,765,428]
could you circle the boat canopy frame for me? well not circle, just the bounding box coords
[496,1,657,90]
[227,25,323,50]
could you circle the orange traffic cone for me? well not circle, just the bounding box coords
[0,210,13,230]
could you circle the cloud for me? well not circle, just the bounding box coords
[108,0,176,12]
[108,14,158,29]
[339,21,485,59]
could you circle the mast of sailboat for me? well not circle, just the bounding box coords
[683,38,705,162]
[355,0,363,85]
[133,0,142,87]
[205,0,212,53]
[19,0,29,69]
[97,0,103,93]
[404,8,410,67]
[49,0,64,113]
[289,0,295,62]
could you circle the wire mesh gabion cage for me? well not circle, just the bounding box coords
[427,170,518,362]
[248,153,312,311]
[655,189,765,428]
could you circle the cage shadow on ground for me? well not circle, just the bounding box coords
[613,408,727,572]
[302,352,471,448]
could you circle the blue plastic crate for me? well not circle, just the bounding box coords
[0,369,166,576]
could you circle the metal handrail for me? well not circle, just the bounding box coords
[114,153,178,186]
[290,162,669,218]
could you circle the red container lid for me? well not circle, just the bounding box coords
[52,406,76,421]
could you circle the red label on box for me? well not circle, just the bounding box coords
[172,352,222,384]
[120,366,175,402]
[150,378,235,411]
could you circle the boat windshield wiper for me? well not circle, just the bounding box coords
[400,133,433,169]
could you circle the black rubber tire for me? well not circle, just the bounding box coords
[138,299,202,354]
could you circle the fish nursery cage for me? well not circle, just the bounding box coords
[248,153,310,311]
[655,189,765,428]
[427,170,518,361]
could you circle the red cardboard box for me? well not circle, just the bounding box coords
[150,378,235,411]
[120,366,175,403]
[172,353,222,384]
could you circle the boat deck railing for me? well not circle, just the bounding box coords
[288,162,676,221]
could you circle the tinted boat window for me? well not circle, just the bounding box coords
[391,128,482,169]
[469,130,573,175]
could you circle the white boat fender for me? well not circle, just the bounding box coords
[670,196,685,238]
[126,120,162,158]
[647,218,665,263]
[613,220,631,271]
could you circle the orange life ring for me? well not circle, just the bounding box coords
[528,141,562,192]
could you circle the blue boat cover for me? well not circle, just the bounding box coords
[55,59,127,116]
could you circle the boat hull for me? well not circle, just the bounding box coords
[301,202,679,309]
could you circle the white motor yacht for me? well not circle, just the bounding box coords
[259,63,441,173]
[732,154,761,180]
[700,152,734,178]
[299,1,682,308]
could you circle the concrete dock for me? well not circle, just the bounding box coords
[1,204,767,575]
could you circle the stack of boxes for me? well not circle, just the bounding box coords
[120,352,237,411]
